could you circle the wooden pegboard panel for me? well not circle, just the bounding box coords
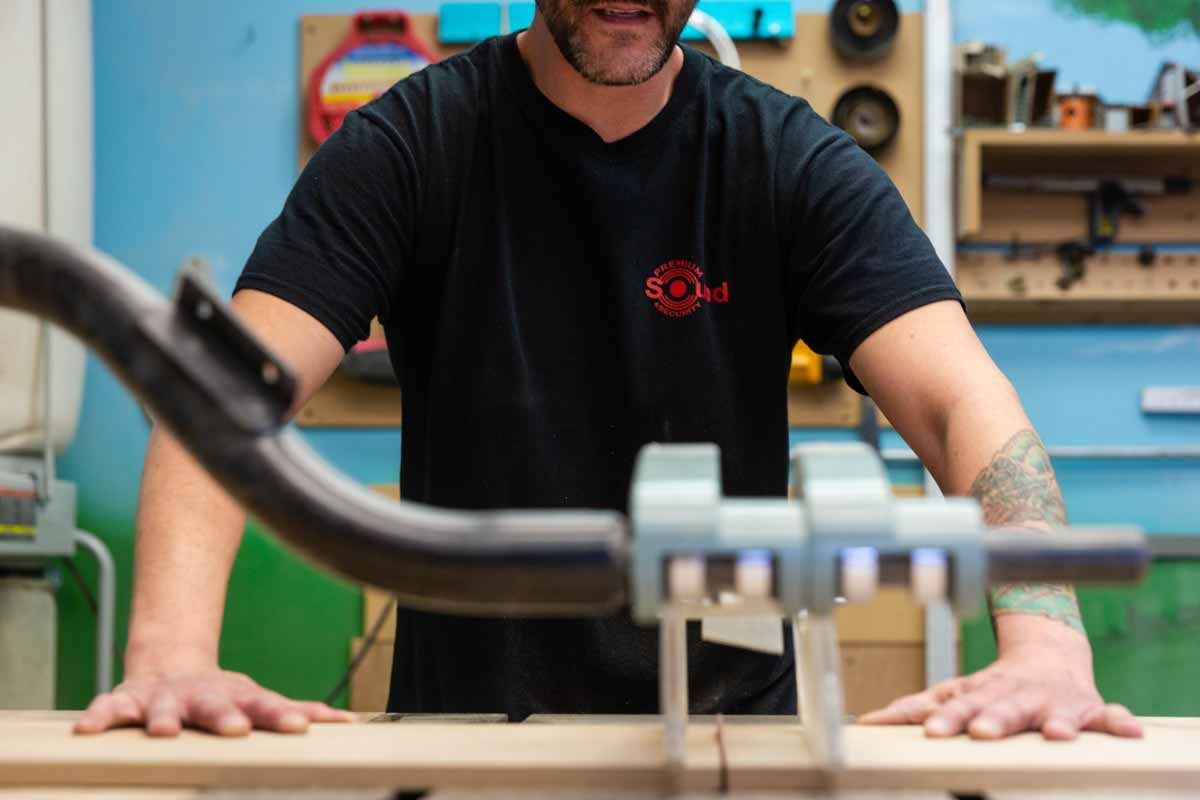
[299,14,467,168]
[302,378,867,428]
[296,13,925,428]
[957,248,1200,323]
[714,12,925,225]
[300,12,926,208]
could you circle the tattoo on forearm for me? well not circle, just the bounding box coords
[969,429,1085,634]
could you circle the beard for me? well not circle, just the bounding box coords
[535,0,697,86]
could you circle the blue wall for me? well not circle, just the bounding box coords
[56,0,1200,707]
[957,0,1200,104]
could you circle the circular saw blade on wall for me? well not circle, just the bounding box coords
[307,10,440,146]
[831,85,901,154]
[829,0,900,61]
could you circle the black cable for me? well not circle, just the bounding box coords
[61,556,98,614]
[324,594,398,706]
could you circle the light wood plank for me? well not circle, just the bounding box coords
[835,588,926,644]
[840,643,927,717]
[347,636,394,713]
[723,718,1200,793]
[0,716,721,791]
[3,716,1198,793]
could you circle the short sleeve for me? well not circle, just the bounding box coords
[235,99,421,351]
[779,106,962,393]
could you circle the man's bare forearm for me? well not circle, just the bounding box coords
[968,429,1084,635]
[125,424,248,671]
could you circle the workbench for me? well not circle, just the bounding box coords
[2,712,1197,797]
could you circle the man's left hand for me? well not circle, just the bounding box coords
[858,641,1143,741]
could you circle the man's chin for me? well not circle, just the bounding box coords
[573,46,674,86]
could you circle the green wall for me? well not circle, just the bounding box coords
[963,561,1200,716]
[57,514,359,710]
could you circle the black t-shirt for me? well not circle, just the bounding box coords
[236,34,961,718]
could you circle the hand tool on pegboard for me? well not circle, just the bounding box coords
[308,10,440,146]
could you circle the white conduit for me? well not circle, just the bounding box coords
[73,529,115,696]
[688,8,740,70]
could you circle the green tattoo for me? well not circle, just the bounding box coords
[969,429,1085,634]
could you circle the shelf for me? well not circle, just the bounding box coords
[957,128,1200,241]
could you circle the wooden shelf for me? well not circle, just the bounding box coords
[957,128,1200,241]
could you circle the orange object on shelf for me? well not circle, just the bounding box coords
[1059,94,1098,130]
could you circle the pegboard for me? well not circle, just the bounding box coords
[296,11,926,428]
[957,248,1200,323]
[713,12,926,227]
[299,14,467,169]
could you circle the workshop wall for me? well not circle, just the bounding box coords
[55,0,1200,713]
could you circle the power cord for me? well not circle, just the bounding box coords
[61,556,98,614]
[323,593,397,706]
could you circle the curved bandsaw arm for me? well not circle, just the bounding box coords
[0,225,629,617]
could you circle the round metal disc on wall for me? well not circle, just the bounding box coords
[831,86,901,154]
[829,0,900,61]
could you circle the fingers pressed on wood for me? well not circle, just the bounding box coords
[187,690,250,736]
[1082,703,1143,739]
[73,693,120,734]
[966,688,1047,740]
[244,694,309,733]
[145,689,183,737]
[301,701,357,723]
[859,691,941,725]
[924,682,1009,738]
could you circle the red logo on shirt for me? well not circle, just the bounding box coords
[644,260,730,318]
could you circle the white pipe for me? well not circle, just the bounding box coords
[73,530,115,695]
[688,8,740,70]
[45,0,94,247]
[923,0,954,276]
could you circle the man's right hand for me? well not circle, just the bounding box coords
[91,291,353,738]
[73,662,355,736]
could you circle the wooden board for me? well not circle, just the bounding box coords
[0,713,719,792]
[957,129,1200,243]
[348,636,394,714]
[724,13,926,227]
[840,643,928,717]
[364,574,930,644]
[357,583,939,717]
[957,249,1200,323]
[299,15,467,168]
[2,714,1199,793]
[299,12,925,209]
[295,13,925,429]
[723,717,1200,793]
[342,636,926,718]
[304,376,873,428]
[835,588,927,644]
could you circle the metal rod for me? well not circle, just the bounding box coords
[659,608,688,787]
[983,528,1150,584]
[861,527,1149,587]
[36,321,55,505]
[883,446,1200,462]
[72,529,114,695]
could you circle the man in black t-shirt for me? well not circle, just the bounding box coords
[76,0,1142,743]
